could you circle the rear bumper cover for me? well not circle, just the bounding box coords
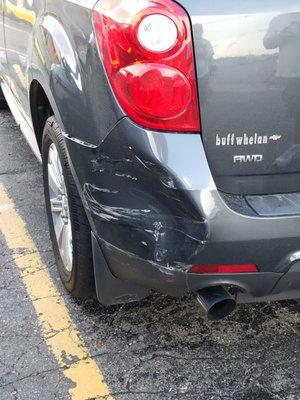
[66,117,300,303]
[98,240,300,303]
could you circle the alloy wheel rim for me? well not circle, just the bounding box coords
[47,143,73,272]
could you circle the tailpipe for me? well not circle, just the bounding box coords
[196,286,236,321]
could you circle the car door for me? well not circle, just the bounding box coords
[0,0,10,84]
[4,0,38,116]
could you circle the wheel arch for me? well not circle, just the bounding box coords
[29,79,54,151]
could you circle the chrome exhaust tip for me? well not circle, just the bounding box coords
[196,286,236,321]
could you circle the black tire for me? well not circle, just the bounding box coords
[0,88,8,110]
[42,116,95,299]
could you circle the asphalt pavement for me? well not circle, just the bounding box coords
[0,109,299,400]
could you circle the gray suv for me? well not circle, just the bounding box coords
[0,0,299,320]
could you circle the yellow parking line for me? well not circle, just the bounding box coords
[0,184,114,400]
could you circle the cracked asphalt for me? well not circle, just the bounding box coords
[0,109,299,400]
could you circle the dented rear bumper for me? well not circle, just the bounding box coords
[65,117,300,303]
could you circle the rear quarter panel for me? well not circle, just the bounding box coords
[30,0,124,145]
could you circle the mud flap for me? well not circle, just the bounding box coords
[91,232,150,305]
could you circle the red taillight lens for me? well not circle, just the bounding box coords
[93,0,200,132]
[189,264,259,274]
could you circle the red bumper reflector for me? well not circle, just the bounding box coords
[189,264,259,274]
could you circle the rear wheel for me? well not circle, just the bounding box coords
[42,116,95,299]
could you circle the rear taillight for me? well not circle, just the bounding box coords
[189,264,259,274]
[93,0,200,132]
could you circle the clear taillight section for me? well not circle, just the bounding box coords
[93,0,200,132]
